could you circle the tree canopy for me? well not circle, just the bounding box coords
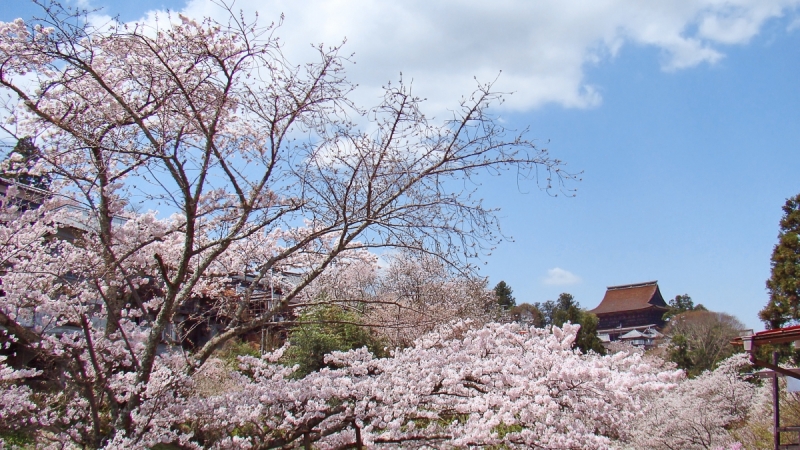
[493,280,516,310]
[281,303,386,377]
[665,310,745,377]
[760,193,800,329]
[525,293,605,354]
[663,294,706,321]
[550,293,605,355]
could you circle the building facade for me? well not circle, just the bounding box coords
[590,280,669,348]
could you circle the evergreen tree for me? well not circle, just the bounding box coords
[281,303,386,377]
[1,137,51,190]
[493,280,516,310]
[760,194,800,329]
[667,334,694,373]
[663,294,706,321]
[670,294,695,311]
[536,293,605,354]
[552,292,578,325]
[537,299,556,326]
[572,312,604,355]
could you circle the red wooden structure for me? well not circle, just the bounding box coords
[590,281,669,347]
[733,326,800,450]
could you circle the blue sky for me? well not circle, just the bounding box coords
[4,0,800,330]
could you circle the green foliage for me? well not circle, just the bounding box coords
[493,281,516,310]
[667,334,695,373]
[0,429,37,449]
[494,423,524,439]
[670,294,695,311]
[761,193,800,329]
[571,311,605,355]
[215,339,262,367]
[753,342,800,366]
[553,293,605,355]
[535,299,556,326]
[551,292,579,326]
[535,293,605,355]
[282,304,385,377]
[663,294,706,321]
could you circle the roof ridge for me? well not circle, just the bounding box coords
[606,280,658,290]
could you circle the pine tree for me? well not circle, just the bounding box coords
[760,194,800,329]
[493,281,516,310]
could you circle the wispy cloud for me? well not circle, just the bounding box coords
[543,267,581,286]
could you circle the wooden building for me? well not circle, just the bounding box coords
[590,281,669,345]
[1,176,296,354]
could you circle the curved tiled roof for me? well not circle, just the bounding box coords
[589,281,668,315]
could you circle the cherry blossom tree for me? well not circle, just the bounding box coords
[0,2,572,445]
[362,251,499,347]
[0,353,39,437]
[629,354,757,450]
[126,322,682,449]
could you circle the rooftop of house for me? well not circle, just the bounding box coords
[0,176,49,206]
[618,328,662,340]
[589,281,669,315]
[597,324,660,335]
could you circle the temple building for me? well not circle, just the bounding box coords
[589,281,669,347]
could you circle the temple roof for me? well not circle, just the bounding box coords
[589,281,668,315]
[618,329,645,339]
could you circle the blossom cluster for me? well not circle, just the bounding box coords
[111,322,684,449]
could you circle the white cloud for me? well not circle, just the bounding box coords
[128,0,798,112]
[543,267,581,286]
